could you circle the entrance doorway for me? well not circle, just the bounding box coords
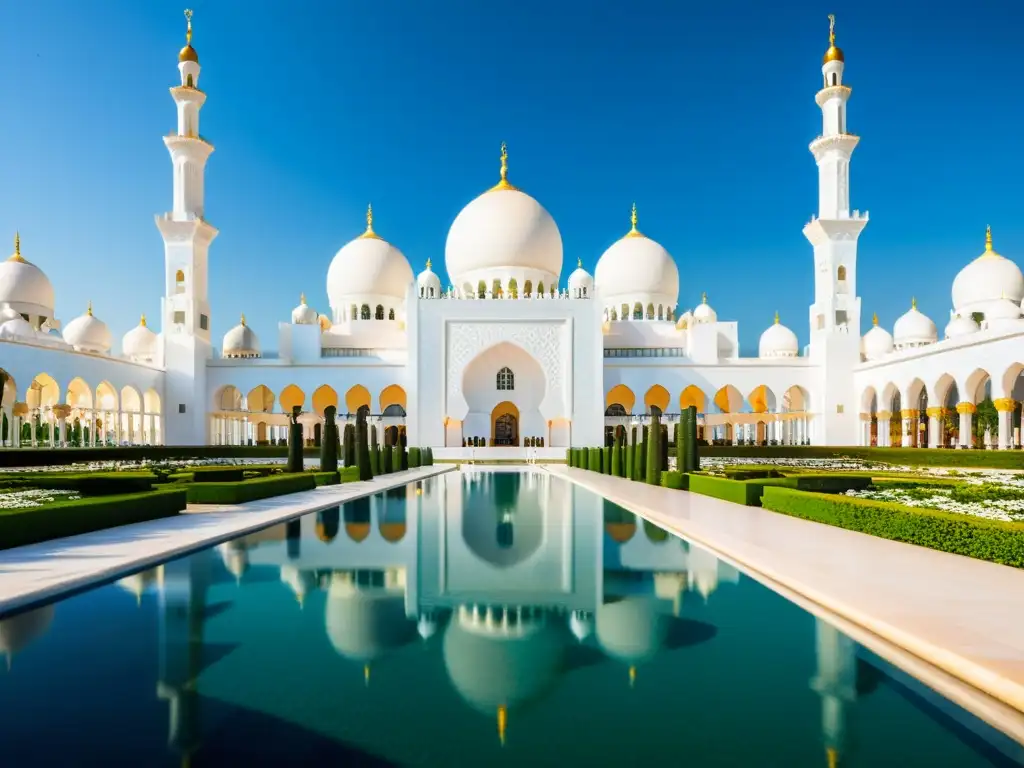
[490,401,520,446]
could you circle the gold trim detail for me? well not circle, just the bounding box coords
[624,202,644,239]
[955,402,976,415]
[899,409,917,419]
[925,407,944,418]
[993,397,1016,412]
[489,142,519,192]
[359,204,382,240]
[8,232,24,263]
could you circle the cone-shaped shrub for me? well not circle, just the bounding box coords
[343,423,355,467]
[588,447,601,472]
[625,432,634,479]
[602,446,611,474]
[633,436,645,481]
[646,413,661,485]
[409,447,422,469]
[287,406,304,473]
[660,424,669,474]
[355,408,373,481]
[686,405,699,472]
[424,447,433,466]
[382,442,393,474]
[320,406,339,472]
[611,442,622,477]
[676,417,686,474]
[370,444,381,475]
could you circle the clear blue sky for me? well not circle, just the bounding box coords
[3,0,1020,356]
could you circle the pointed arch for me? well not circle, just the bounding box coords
[746,384,777,414]
[120,386,142,413]
[962,368,991,404]
[144,388,161,414]
[679,385,706,412]
[345,384,371,414]
[247,385,275,413]
[782,385,810,413]
[95,381,118,411]
[214,385,243,411]
[605,384,636,414]
[643,384,670,415]
[65,377,93,409]
[379,384,407,413]
[712,385,744,413]
[27,373,60,409]
[312,385,339,417]
[279,384,306,412]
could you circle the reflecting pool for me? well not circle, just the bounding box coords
[0,469,1021,766]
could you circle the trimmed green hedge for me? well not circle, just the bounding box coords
[409,447,422,469]
[312,471,340,486]
[761,486,1024,568]
[699,445,1024,469]
[0,487,187,550]
[687,475,765,506]
[0,445,322,468]
[186,473,316,505]
[189,466,245,483]
[17,472,158,496]
[660,471,688,490]
[339,466,360,483]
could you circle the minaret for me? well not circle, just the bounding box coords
[157,9,216,444]
[803,15,866,445]
[809,619,859,767]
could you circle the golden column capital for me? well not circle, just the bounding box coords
[955,402,976,415]
[993,397,1016,413]
[925,406,944,418]
[899,409,917,419]
[875,410,891,420]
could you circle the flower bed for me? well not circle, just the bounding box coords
[847,480,1024,523]
[0,458,289,474]
[0,489,81,509]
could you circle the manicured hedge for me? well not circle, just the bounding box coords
[698,445,1024,469]
[0,445,321,468]
[189,466,245,483]
[687,475,765,506]
[761,486,1024,568]
[660,471,688,490]
[19,472,158,496]
[339,466,360,483]
[409,447,422,469]
[312,471,340,486]
[186,473,316,505]
[0,487,187,550]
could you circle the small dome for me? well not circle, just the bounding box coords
[122,315,158,361]
[445,144,563,284]
[893,299,937,348]
[568,610,594,643]
[595,596,668,666]
[62,302,112,354]
[222,314,260,358]
[0,316,35,341]
[823,17,844,63]
[179,12,199,63]
[326,206,414,308]
[325,576,416,662]
[944,314,979,339]
[861,314,894,360]
[568,259,594,298]
[951,227,1024,316]
[594,205,679,312]
[675,309,693,330]
[0,234,55,318]
[417,259,442,298]
[291,294,318,325]
[985,295,1021,322]
[758,313,799,358]
[692,293,717,323]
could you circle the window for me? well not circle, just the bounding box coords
[831,72,837,86]
[633,303,643,320]
[186,73,194,88]
[173,311,186,324]
[835,310,848,325]
[836,404,845,414]
[524,280,532,298]
[175,270,185,294]
[350,305,357,321]
[816,314,825,330]
[199,314,208,330]
[610,308,618,321]
[497,367,514,391]
[375,305,384,320]
[388,308,395,320]
[837,265,846,280]
[360,304,371,320]
[178,404,186,414]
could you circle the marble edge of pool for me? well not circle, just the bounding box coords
[544,465,1024,729]
[0,465,455,615]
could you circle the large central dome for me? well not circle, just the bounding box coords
[445,144,563,289]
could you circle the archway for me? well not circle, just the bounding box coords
[214,385,243,411]
[491,401,520,447]
[462,342,546,448]
[710,385,744,443]
[247,385,275,413]
[679,385,706,413]
[379,384,407,413]
[746,384,777,444]
[643,385,670,416]
[605,384,636,414]
[345,384,371,415]
[279,384,305,413]
[312,385,339,417]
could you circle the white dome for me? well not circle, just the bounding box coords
[122,315,158,361]
[951,228,1024,315]
[417,260,442,298]
[758,313,799,358]
[893,300,937,348]
[291,294,318,325]
[595,596,668,666]
[0,305,21,323]
[985,296,1021,322]
[861,315,894,360]
[944,314,979,339]
[594,206,678,311]
[222,315,260,358]
[675,309,694,330]
[0,235,55,317]
[62,303,112,354]
[568,260,594,298]
[445,146,562,284]
[692,293,717,323]
[0,316,36,341]
[326,206,414,308]
[324,577,416,663]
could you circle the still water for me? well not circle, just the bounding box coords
[0,469,1021,767]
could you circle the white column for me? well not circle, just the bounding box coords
[59,417,67,447]
[30,413,37,447]
[957,406,973,449]
[997,410,1012,450]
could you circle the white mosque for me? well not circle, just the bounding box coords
[1,12,1023,454]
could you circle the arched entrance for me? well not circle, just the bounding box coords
[491,401,519,446]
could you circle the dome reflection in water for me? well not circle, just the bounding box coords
[0,469,1019,768]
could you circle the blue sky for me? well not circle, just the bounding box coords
[2,0,1020,355]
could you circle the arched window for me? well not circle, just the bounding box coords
[837,265,847,281]
[174,270,185,294]
[508,278,518,298]
[375,304,384,320]
[478,280,487,297]
[667,307,675,322]
[186,73,194,88]
[622,303,629,320]
[429,287,435,297]
[388,308,395,320]
[492,279,502,298]
[350,305,357,321]
[497,367,515,391]
[419,287,425,298]
[633,303,643,320]
[610,307,618,321]
[361,304,371,320]
[524,280,533,298]
[582,286,587,297]
[646,303,655,320]
[831,72,837,86]
[537,281,545,296]
[605,404,627,417]
[657,305,664,320]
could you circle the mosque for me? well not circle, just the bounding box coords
[1,11,1022,452]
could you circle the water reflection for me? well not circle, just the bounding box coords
[1,469,1020,767]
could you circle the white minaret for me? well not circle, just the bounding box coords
[157,9,216,444]
[803,15,866,445]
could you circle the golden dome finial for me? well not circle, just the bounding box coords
[363,664,371,687]
[240,312,246,326]
[497,705,507,746]
[872,312,878,326]
[624,202,643,238]
[300,292,306,305]
[426,258,432,270]
[490,142,518,191]
[985,225,993,251]
[9,232,24,263]
[185,9,193,45]
[629,665,637,688]
[823,14,844,64]
[140,314,147,327]
[827,746,838,768]
[179,9,199,63]
[87,300,93,317]
[911,296,917,310]
[359,203,382,240]
[577,257,582,269]
[774,310,780,324]
[702,291,708,304]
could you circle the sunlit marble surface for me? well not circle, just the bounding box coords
[0,465,454,614]
[548,465,1024,716]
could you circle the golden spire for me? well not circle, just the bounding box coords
[300,292,307,305]
[701,291,708,304]
[363,664,371,687]
[360,204,381,240]
[490,143,518,191]
[911,296,917,310]
[827,747,838,768]
[577,257,582,269]
[824,14,844,64]
[87,301,93,317]
[980,225,1000,259]
[629,665,637,688]
[497,705,507,746]
[872,312,878,326]
[624,202,643,238]
[9,232,24,263]
[240,313,246,326]
[426,258,432,270]
[179,9,199,63]
[140,314,147,327]
[774,310,780,324]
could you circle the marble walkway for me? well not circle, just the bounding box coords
[0,465,454,614]
[547,465,1024,727]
